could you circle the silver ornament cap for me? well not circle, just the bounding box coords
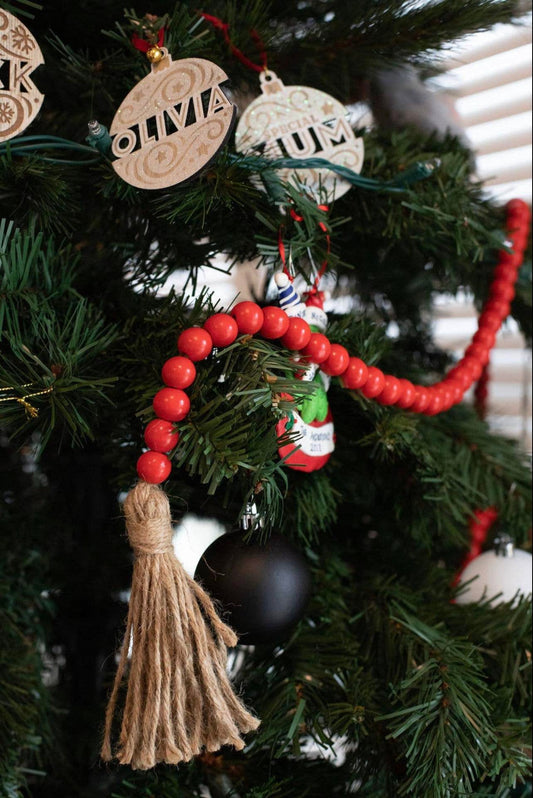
[493,534,515,558]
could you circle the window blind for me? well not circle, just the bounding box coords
[434,18,532,452]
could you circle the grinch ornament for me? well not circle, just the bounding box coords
[110,52,236,189]
[235,70,364,200]
[275,273,336,472]
[0,9,44,142]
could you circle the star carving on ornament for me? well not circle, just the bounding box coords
[197,142,209,156]
[156,149,168,163]
[133,89,145,103]
[322,101,334,116]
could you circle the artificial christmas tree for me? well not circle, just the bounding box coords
[0,1,531,797]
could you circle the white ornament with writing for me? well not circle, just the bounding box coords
[110,54,236,190]
[235,70,364,200]
[0,9,44,142]
[456,535,532,607]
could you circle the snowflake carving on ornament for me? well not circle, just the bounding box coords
[12,24,36,55]
[0,101,15,126]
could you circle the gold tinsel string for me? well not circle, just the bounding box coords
[0,383,54,418]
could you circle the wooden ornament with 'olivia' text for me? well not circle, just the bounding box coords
[0,9,44,142]
[110,54,236,190]
[235,70,364,201]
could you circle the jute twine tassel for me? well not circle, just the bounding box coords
[101,481,259,770]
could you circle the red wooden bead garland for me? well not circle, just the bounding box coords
[377,376,401,406]
[203,313,239,347]
[144,419,179,453]
[280,317,312,350]
[153,388,191,422]
[342,358,368,390]
[465,343,490,365]
[302,333,331,364]
[395,379,416,409]
[260,306,290,339]
[162,356,197,389]
[361,367,385,399]
[322,344,350,376]
[411,387,431,413]
[473,329,496,349]
[137,451,172,484]
[478,310,501,334]
[177,327,213,361]
[137,199,529,483]
[231,301,264,334]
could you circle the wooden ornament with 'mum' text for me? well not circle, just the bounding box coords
[110,54,236,190]
[0,10,44,143]
[235,70,364,201]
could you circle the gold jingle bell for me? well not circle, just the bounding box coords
[146,45,164,64]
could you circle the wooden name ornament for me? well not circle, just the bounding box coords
[235,70,364,200]
[110,53,236,190]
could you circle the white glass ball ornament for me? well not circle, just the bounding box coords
[456,535,532,607]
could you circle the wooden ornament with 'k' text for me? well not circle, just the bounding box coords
[0,9,44,142]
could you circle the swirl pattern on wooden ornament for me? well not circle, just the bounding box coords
[235,71,364,200]
[0,10,44,142]
[110,55,236,190]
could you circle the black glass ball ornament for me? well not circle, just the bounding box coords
[194,532,312,644]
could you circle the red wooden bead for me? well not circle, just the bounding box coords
[473,328,496,349]
[342,357,369,390]
[461,357,483,382]
[361,367,385,399]
[376,375,401,406]
[444,378,464,405]
[490,280,515,304]
[498,250,522,268]
[446,366,473,392]
[301,333,332,364]
[280,317,312,351]
[177,327,213,361]
[484,298,511,319]
[260,306,290,339]
[410,387,431,413]
[506,199,531,221]
[144,419,179,453]
[509,231,529,252]
[494,263,518,282]
[231,301,264,335]
[424,388,445,416]
[162,356,196,389]
[322,344,350,376]
[203,313,239,348]
[465,343,490,366]
[440,384,455,411]
[395,379,416,409]
[153,388,190,422]
[137,451,172,484]
[478,310,501,334]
